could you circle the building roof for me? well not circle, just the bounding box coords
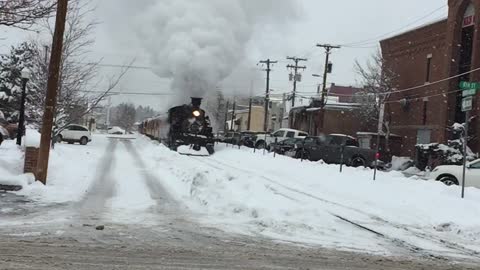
[328,84,363,97]
[381,17,448,42]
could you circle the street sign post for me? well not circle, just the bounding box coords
[462,89,477,97]
[462,96,473,112]
[458,81,479,199]
[459,81,480,90]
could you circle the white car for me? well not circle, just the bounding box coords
[57,125,92,145]
[430,159,480,188]
[254,128,308,149]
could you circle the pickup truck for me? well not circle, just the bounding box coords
[294,134,377,167]
[253,128,308,149]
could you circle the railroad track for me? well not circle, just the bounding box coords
[189,155,480,261]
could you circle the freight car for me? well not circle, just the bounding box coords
[141,98,215,155]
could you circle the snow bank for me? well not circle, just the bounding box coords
[18,135,108,204]
[135,137,480,254]
[390,156,413,171]
[0,140,32,188]
[177,145,209,156]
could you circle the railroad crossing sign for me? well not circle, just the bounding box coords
[462,96,473,112]
[459,81,480,90]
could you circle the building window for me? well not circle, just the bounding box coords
[416,129,431,145]
[425,54,432,83]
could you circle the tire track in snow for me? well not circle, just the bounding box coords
[189,156,480,261]
[122,140,178,212]
[75,139,118,220]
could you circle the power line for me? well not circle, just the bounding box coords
[341,4,447,47]
[292,66,480,98]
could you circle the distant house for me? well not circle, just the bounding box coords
[289,99,376,137]
[328,84,363,103]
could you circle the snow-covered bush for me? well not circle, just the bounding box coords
[416,140,477,170]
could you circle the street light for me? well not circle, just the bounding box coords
[16,67,31,145]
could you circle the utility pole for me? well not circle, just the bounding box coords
[247,97,252,131]
[230,99,236,131]
[224,100,230,133]
[247,80,253,131]
[287,57,307,108]
[281,93,287,128]
[259,59,277,132]
[36,0,69,184]
[106,96,112,127]
[316,44,340,106]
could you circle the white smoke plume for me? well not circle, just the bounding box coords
[127,0,299,104]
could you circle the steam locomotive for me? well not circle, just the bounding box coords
[140,97,215,155]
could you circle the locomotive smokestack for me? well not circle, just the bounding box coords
[191,97,202,108]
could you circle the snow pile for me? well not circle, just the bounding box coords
[24,128,41,148]
[135,137,480,253]
[390,156,413,171]
[0,140,34,188]
[177,145,209,156]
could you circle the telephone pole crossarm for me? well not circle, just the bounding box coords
[286,57,308,108]
[316,44,341,106]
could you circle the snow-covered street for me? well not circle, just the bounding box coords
[1,134,480,269]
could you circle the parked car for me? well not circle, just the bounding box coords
[294,134,376,167]
[107,126,125,135]
[223,131,242,144]
[0,117,16,139]
[240,131,266,148]
[271,137,304,155]
[429,159,480,188]
[0,125,9,145]
[254,128,308,149]
[56,125,92,145]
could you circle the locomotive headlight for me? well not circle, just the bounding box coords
[192,110,201,117]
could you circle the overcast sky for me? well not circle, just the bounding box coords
[1,0,448,111]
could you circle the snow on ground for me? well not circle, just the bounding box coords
[134,136,480,255]
[3,133,480,257]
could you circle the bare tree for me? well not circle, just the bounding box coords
[0,0,55,30]
[111,103,136,132]
[355,49,398,150]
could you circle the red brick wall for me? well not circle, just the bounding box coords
[24,147,39,176]
[380,0,480,157]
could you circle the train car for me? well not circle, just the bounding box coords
[141,97,215,155]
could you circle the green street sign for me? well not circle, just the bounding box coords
[462,96,473,112]
[460,81,480,90]
[462,88,477,97]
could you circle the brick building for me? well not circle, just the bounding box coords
[381,0,480,157]
[289,100,376,137]
[328,84,363,103]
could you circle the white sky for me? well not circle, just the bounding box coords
[1,0,448,111]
